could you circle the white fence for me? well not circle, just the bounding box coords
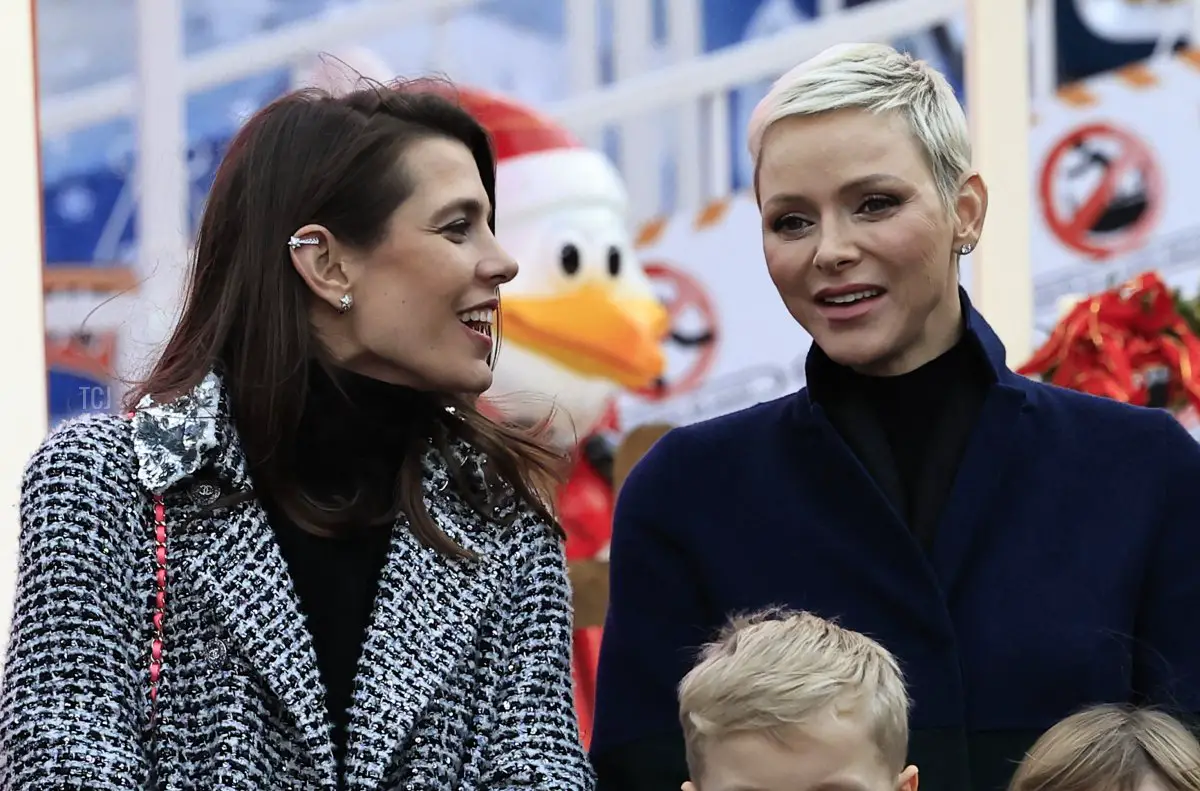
[42,0,966,226]
[37,0,1200,220]
[551,0,963,216]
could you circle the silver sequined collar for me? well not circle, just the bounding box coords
[127,370,490,503]
[129,371,226,495]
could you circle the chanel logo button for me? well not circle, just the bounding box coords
[205,639,228,667]
[188,481,221,507]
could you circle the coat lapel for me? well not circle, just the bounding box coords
[131,371,339,785]
[131,374,506,787]
[341,446,500,788]
[929,381,1032,598]
[187,498,339,781]
[928,299,1036,597]
[819,390,906,521]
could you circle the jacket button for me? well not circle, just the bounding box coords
[205,639,228,666]
[189,481,220,506]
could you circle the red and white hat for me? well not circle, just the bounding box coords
[447,86,629,226]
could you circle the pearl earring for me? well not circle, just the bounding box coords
[337,294,353,313]
[958,242,975,255]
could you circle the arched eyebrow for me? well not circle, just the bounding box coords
[761,174,907,213]
[838,173,906,194]
[430,196,492,225]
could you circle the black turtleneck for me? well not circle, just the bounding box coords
[259,365,433,779]
[819,336,991,547]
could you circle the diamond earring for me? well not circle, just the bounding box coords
[337,294,353,313]
[958,242,975,255]
[288,235,319,250]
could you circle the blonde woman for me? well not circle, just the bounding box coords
[1010,706,1200,791]
[592,43,1200,791]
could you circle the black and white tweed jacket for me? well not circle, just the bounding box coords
[0,372,594,791]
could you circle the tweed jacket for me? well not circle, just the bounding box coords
[0,372,594,791]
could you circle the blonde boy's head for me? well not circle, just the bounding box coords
[679,609,915,791]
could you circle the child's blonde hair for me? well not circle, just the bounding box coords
[678,608,909,781]
[1010,705,1200,791]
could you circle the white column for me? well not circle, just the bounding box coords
[565,0,602,92]
[966,0,1033,364]
[1029,0,1057,106]
[668,0,704,211]
[121,0,189,385]
[612,0,660,219]
[565,0,602,149]
[703,92,732,200]
[429,7,454,77]
[0,0,48,654]
[1193,0,1200,53]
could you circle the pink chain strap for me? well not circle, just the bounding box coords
[149,494,167,719]
[127,411,168,724]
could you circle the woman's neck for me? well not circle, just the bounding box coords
[860,312,964,378]
[294,363,438,488]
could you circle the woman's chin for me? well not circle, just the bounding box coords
[454,362,495,397]
[816,337,893,374]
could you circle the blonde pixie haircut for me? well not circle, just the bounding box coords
[1010,705,1200,791]
[678,608,910,780]
[747,42,970,212]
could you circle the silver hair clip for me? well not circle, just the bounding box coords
[288,235,319,250]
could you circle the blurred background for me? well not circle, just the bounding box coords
[31,0,1200,432]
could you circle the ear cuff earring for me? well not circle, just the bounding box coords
[958,242,975,256]
[286,236,351,313]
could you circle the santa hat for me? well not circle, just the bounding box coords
[445,86,629,226]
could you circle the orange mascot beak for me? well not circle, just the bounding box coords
[502,282,669,391]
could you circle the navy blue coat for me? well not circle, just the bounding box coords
[592,304,1200,791]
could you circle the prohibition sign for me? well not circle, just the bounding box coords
[637,261,719,401]
[1038,122,1162,259]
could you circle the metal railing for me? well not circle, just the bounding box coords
[549,0,962,214]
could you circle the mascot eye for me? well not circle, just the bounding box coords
[607,246,622,277]
[560,243,581,276]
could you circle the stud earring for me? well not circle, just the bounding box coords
[958,242,975,256]
[337,294,353,313]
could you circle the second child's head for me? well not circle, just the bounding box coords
[1010,705,1200,791]
[678,608,917,791]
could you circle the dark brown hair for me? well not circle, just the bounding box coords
[124,80,564,558]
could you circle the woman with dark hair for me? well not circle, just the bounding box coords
[0,82,593,790]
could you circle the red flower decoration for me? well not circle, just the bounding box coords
[1018,272,1200,412]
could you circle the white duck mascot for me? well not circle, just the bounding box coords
[450,87,669,745]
